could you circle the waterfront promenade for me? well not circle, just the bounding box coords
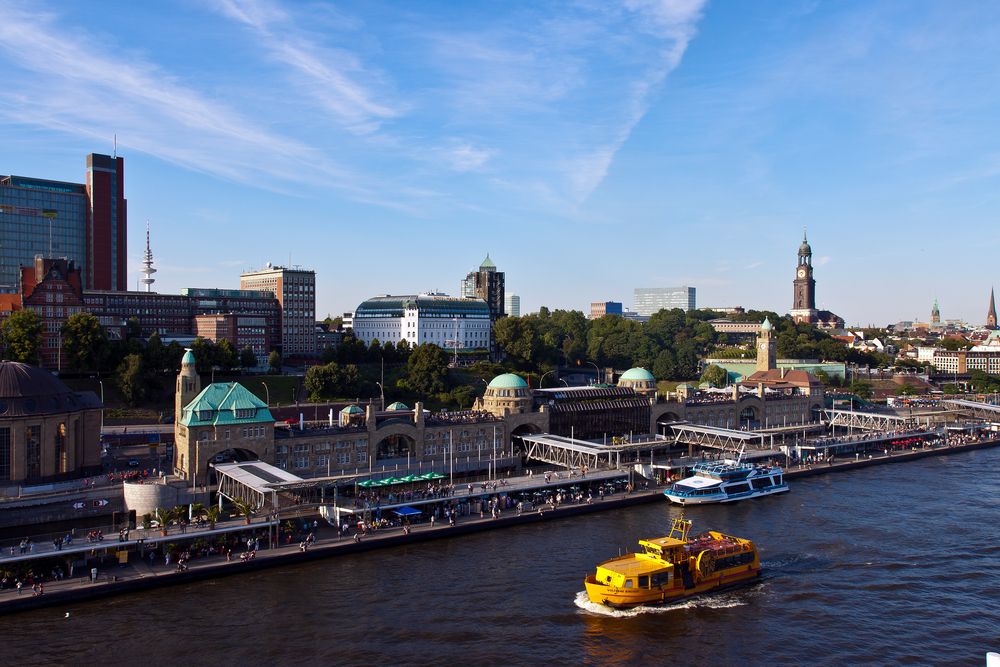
[2,434,997,616]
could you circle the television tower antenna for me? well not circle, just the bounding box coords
[140,221,156,292]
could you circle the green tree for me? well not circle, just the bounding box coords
[215,338,238,370]
[61,312,109,372]
[190,337,214,373]
[1,309,43,364]
[268,350,281,373]
[116,353,152,406]
[699,364,728,387]
[403,343,450,394]
[304,362,361,400]
[939,337,970,351]
[239,346,257,369]
[144,332,165,371]
[494,317,539,365]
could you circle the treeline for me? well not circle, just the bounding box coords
[0,311,263,406]
[493,307,888,380]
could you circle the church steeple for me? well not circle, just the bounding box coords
[791,230,817,323]
[988,288,997,329]
[931,298,940,325]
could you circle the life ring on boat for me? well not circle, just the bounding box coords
[697,551,715,576]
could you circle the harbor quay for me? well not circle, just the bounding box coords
[1,433,997,616]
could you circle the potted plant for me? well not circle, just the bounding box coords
[204,505,220,529]
[141,513,151,531]
[232,498,254,525]
[154,507,173,537]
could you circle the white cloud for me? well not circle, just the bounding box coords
[441,142,494,172]
[0,3,394,202]
[211,0,400,134]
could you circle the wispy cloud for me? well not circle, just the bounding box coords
[0,5,343,185]
[567,0,707,202]
[211,0,401,134]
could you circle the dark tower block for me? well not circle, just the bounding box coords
[85,153,127,291]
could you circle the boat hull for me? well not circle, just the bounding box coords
[664,485,789,506]
[585,567,761,609]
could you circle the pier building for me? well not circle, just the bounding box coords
[0,360,103,485]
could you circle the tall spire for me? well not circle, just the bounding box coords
[140,221,156,292]
[988,287,997,329]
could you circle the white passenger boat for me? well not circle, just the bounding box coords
[663,450,788,505]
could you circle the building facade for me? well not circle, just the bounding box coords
[240,265,316,358]
[633,287,696,316]
[504,294,520,318]
[0,153,126,292]
[590,301,624,319]
[0,361,103,484]
[353,293,492,353]
[462,255,505,356]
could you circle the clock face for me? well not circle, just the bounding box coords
[797,268,806,278]
[759,343,768,351]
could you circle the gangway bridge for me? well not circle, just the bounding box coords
[519,433,675,471]
[666,424,770,458]
[941,399,1000,421]
[822,409,913,432]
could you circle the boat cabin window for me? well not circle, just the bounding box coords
[638,576,649,588]
[624,579,634,589]
[651,572,671,587]
[728,483,750,494]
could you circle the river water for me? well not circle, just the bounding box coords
[5,448,1000,666]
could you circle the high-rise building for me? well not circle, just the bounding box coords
[590,301,623,319]
[240,264,317,357]
[505,294,520,318]
[931,299,941,325]
[0,153,127,292]
[632,287,695,316]
[85,154,127,291]
[462,254,505,357]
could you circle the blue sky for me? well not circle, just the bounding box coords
[2,0,999,326]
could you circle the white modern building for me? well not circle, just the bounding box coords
[633,286,696,316]
[352,293,492,351]
[505,294,520,318]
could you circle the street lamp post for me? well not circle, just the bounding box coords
[538,370,556,389]
[97,379,105,435]
[583,361,601,385]
[375,381,385,410]
[260,382,270,406]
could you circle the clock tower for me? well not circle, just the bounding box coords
[756,317,776,372]
[790,230,818,324]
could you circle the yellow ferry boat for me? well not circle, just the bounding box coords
[584,516,760,608]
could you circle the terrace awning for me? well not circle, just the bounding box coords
[393,506,422,517]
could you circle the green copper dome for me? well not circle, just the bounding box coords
[480,253,496,270]
[385,401,409,411]
[341,404,364,414]
[761,317,772,332]
[619,367,655,382]
[487,373,528,390]
[181,349,196,366]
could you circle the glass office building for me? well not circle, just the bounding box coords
[633,286,696,316]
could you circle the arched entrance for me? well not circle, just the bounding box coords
[206,448,259,485]
[510,423,541,458]
[376,434,415,461]
[739,405,760,429]
[655,412,682,437]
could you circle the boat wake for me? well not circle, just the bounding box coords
[573,591,746,617]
